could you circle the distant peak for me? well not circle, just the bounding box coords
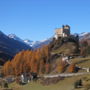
[8,34,17,38]
[24,39,33,42]
[8,34,24,43]
[79,32,89,37]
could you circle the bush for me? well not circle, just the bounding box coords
[68,64,76,73]
[4,82,8,88]
[74,79,82,89]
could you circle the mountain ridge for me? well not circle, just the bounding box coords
[8,33,53,49]
[8,32,90,48]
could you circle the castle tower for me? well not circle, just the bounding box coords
[54,25,70,39]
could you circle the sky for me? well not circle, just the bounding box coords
[0,0,90,41]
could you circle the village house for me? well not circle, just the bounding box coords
[20,72,38,84]
[54,25,70,39]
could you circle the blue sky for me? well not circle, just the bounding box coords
[0,0,90,41]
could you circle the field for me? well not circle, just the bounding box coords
[0,74,88,90]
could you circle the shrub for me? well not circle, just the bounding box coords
[74,79,82,89]
[68,64,76,73]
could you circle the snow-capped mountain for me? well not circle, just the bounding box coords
[79,32,90,40]
[79,32,89,37]
[24,38,53,48]
[8,34,53,49]
[24,39,34,47]
[8,34,24,43]
[26,38,53,49]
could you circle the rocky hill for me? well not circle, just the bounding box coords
[49,36,79,56]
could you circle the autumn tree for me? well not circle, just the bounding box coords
[68,63,76,73]
[3,61,13,75]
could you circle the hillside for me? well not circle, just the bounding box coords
[50,36,79,56]
[0,31,31,65]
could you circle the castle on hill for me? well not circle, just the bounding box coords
[54,25,70,39]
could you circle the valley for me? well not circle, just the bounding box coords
[0,25,90,90]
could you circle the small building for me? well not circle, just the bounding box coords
[20,72,37,84]
[62,56,71,64]
[20,73,31,84]
[54,25,70,39]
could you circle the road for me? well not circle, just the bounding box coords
[42,72,90,78]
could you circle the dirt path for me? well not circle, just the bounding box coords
[42,72,90,78]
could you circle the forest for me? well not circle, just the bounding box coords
[3,45,51,76]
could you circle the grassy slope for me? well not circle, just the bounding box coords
[52,42,78,55]
[7,74,90,90]
[72,56,90,68]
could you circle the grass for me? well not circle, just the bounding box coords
[52,42,77,55]
[8,79,74,90]
[7,74,90,90]
[71,56,90,68]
